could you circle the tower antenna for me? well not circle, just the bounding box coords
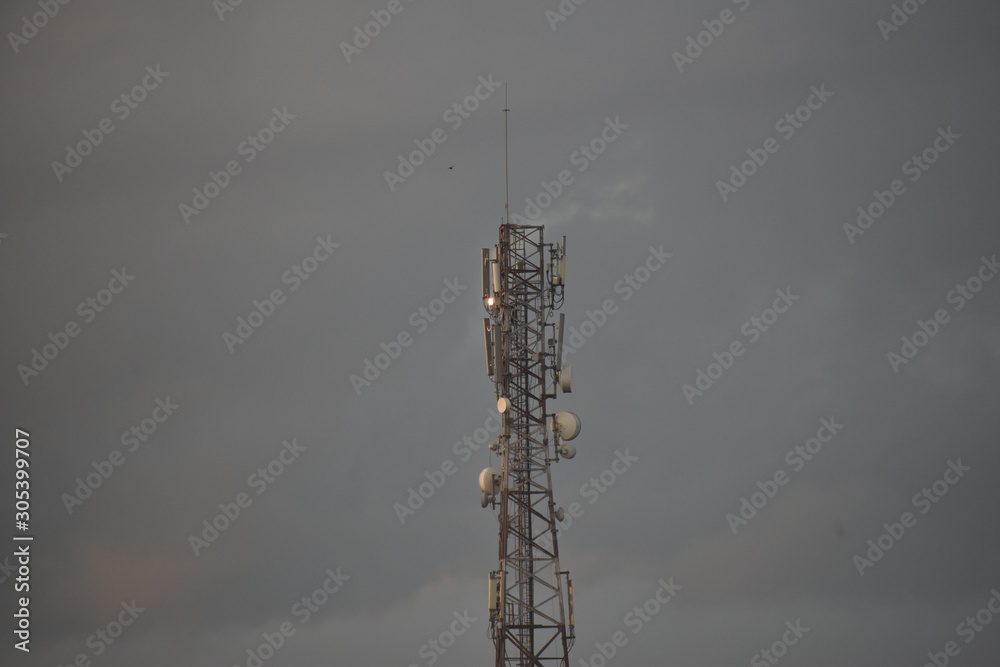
[478,100,579,665]
[504,83,509,226]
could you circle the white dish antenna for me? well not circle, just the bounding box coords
[479,467,501,507]
[551,412,581,441]
[479,467,500,494]
[558,365,572,393]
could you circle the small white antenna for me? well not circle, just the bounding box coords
[556,313,565,371]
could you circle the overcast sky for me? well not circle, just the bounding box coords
[2,1,999,666]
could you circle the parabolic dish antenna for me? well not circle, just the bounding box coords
[550,412,581,441]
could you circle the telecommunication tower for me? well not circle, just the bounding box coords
[477,97,581,667]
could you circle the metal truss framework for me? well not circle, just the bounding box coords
[487,224,573,667]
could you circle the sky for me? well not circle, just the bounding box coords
[1,1,999,665]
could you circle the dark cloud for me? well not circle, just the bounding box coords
[1,1,998,665]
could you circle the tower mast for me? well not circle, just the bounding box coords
[479,98,579,667]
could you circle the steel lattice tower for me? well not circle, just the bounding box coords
[479,223,578,667]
